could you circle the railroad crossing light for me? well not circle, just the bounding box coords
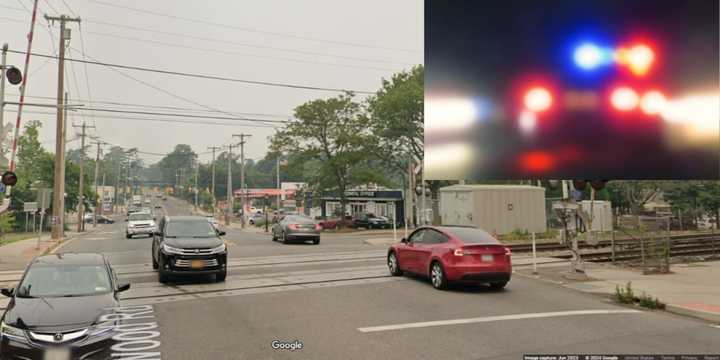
[572,180,587,191]
[1,171,18,186]
[5,66,22,85]
[590,180,608,191]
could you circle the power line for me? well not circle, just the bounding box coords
[80,30,401,72]
[76,107,289,124]
[87,0,421,54]
[81,18,413,66]
[4,93,292,118]
[5,49,375,94]
[4,109,283,128]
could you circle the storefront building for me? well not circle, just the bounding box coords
[318,188,405,223]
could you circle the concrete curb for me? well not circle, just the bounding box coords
[665,304,720,324]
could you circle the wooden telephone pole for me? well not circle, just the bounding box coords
[46,14,80,240]
[232,134,251,228]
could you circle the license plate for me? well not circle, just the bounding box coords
[190,260,205,269]
[481,254,494,262]
[44,347,70,360]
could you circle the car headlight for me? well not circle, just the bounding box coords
[88,320,116,338]
[209,243,226,254]
[1,321,27,340]
[162,244,184,254]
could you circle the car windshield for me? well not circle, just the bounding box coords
[17,264,112,298]
[166,220,217,238]
[443,227,501,244]
[129,213,153,221]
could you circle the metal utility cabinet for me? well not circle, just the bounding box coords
[439,185,546,235]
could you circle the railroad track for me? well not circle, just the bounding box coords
[508,233,720,253]
[548,237,720,263]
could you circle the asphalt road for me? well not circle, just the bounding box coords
[2,197,718,359]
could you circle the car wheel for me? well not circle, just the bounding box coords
[488,282,508,290]
[125,233,131,239]
[271,231,277,241]
[281,231,287,244]
[313,237,320,245]
[216,271,227,282]
[388,252,403,276]
[430,261,448,290]
[158,263,169,283]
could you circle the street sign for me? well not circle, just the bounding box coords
[23,202,37,212]
[37,188,52,209]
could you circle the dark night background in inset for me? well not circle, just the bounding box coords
[425,0,719,180]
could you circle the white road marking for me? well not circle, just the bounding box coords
[356,309,643,333]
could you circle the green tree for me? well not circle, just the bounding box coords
[270,92,385,217]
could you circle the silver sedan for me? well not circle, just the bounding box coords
[271,215,321,244]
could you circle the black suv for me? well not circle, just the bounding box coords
[152,216,228,283]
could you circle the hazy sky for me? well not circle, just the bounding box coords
[1,0,423,165]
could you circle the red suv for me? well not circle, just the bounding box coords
[387,226,512,290]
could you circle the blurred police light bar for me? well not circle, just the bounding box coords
[573,43,613,70]
[660,93,720,146]
[424,143,475,179]
[564,90,599,110]
[639,90,667,115]
[610,87,640,111]
[615,43,655,76]
[425,98,479,131]
[523,87,553,112]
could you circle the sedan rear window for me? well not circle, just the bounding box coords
[442,227,500,244]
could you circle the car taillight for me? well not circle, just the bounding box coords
[454,248,469,256]
[288,224,300,230]
[315,224,322,230]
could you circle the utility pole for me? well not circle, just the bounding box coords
[74,122,93,231]
[91,141,102,227]
[100,171,105,216]
[48,15,80,240]
[59,91,68,235]
[225,143,235,225]
[232,134,251,228]
[194,161,199,212]
[276,155,281,209]
[207,146,220,214]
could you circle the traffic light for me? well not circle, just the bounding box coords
[5,66,22,85]
[1,171,18,187]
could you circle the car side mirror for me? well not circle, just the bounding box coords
[218,230,226,236]
[1,287,14,297]
[117,282,131,292]
[153,217,157,221]
[400,238,407,243]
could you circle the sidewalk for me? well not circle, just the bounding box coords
[0,228,102,271]
[515,260,720,324]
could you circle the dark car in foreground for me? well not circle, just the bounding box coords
[152,216,228,283]
[271,215,321,244]
[387,226,512,290]
[0,253,130,360]
[352,213,391,229]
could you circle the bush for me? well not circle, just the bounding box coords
[614,282,665,309]
[614,282,635,304]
